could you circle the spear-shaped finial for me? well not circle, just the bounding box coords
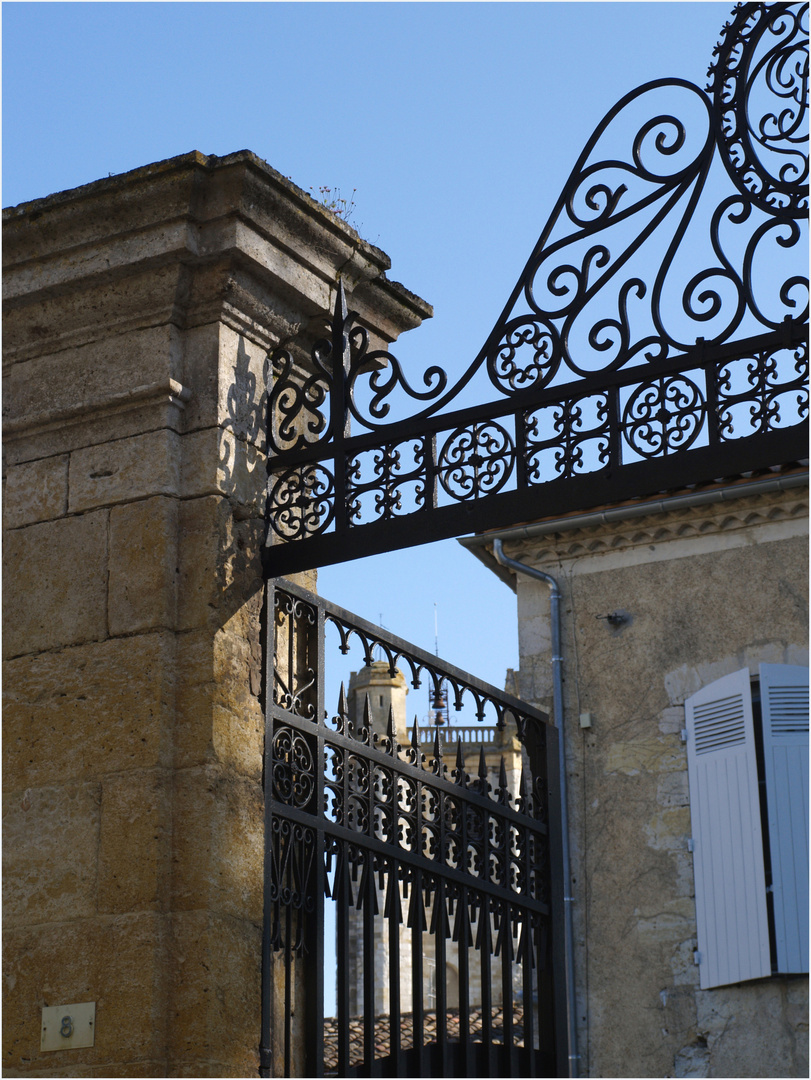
[519,763,531,812]
[454,740,467,786]
[411,716,422,767]
[432,728,443,776]
[336,682,349,734]
[361,693,373,744]
[477,746,489,792]
[331,279,350,426]
[386,704,398,755]
[334,277,348,325]
[497,756,510,805]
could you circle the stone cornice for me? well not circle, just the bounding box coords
[506,486,808,567]
[463,480,809,587]
[3,379,192,442]
[3,151,432,362]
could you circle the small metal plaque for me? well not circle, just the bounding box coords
[41,1001,95,1051]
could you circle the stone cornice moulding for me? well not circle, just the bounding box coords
[507,489,809,566]
[2,151,388,276]
[2,379,192,442]
[461,478,809,587]
[3,150,432,361]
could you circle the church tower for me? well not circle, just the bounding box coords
[345,662,411,1018]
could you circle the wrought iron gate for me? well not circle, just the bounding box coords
[260,579,564,1077]
[259,3,807,1076]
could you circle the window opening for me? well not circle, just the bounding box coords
[750,681,779,975]
[684,665,809,989]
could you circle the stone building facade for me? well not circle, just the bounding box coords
[2,151,430,1077]
[462,475,809,1077]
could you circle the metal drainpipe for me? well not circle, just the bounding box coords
[493,538,579,1079]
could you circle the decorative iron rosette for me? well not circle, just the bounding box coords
[622,373,707,457]
[266,463,335,541]
[271,727,316,808]
[486,315,562,394]
[437,422,516,501]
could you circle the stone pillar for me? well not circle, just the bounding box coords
[2,151,430,1077]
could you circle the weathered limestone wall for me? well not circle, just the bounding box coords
[502,483,809,1078]
[2,152,430,1077]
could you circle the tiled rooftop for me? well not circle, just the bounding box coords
[323,1005,530,1073]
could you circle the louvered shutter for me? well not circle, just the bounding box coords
[759,664,809,974]
[685,669,770,989]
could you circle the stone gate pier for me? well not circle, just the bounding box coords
[3,151,430,1077]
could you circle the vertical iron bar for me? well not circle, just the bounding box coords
[458,885,471,1077]
[703,340,721,452]
[260,581,275,1079]
[331,282,351,539]
[480,898,494,1074]
[503,902,516,1076]
[284,902,293,1076]
[607,382,622,471]
[309,601,327,1077]
[435,877,448,1077]
[339,630,352,1076]
[545,722,569,1077]
[388,856,401,1076]
[424,432,438,511]
[480,796,494,1072]
[363,851,376,1074]
[412,866,425,1077]
[515,409,529,493]
[338,842,350,1078]
[522,908,537,1077]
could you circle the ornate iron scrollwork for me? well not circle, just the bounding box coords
[265,1,807,576]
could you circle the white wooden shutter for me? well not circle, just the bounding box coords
[685,669,770,989]
[759,664,809,974]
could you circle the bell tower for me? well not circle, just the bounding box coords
[347,660,409,744]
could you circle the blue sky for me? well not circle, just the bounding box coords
[3,1,735,693]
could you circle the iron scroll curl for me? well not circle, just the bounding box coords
[265,1,808,571]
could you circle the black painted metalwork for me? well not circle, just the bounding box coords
[260,580,564,1077]
[263,2,808,577]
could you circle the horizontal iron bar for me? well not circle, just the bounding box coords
[269,705,549,832]
[263,423,808,576]
[268,324,806,471]
[270,799,551,916]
